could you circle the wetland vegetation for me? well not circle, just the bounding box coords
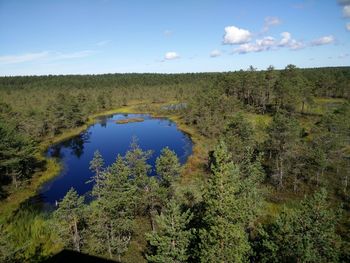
[0,66,349,262]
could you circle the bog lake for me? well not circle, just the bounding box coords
[38,113,193,205]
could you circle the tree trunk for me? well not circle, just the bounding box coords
[12,173,18,189]
[343,174,348,194]
[293,175,298,193]
[107,230,112,259]
[150,208,156,232]
[73,218,80,252]
[279,157,283,188]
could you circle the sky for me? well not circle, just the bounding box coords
[0,0,349,75]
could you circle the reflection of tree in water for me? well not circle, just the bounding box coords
[99,116,109,128]
[49,144,63,158]
[49,132,91,159]
[68,132,91,158]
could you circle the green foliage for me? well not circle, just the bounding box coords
[222,112,255,163]
[198,141,264,262]
[88,150,105,197]
[156,147,181,188]
[53,187,85,252]
[146,199,193,263]
[255,189,341,262]
[87,154,137,261]
[266,111,301,188]
[0,67,349,262]
[45,93,85,135]
[0,207,57,262]
[125,137,153,189]
[0,118,37,190]
[185,85,236,137]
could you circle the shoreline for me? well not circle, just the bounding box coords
[0,100,206,222]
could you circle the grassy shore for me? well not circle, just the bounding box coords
[0,100,207,225]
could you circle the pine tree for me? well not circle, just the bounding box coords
[0,119,37,189]
[88,155,137,261]
[88,150,105,197]
[256,189,341,262]
[125,137,152,189]
[146,199,193,263]
[89,150,104,179]
[199,141,262,262]
[156,147,181,188]
[266,112,300,188]
[53,187,85,252]
[143,176,168,231]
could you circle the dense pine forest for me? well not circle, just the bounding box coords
[0,66,350,262]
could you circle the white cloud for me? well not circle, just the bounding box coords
[235,36,276,54]
[263,16,281,32]
[164,51,179,60]
[0,50,95,65]
[223,26,252,44]
[311,35,335,46]
[235,43,262,54]
[256,36,276,47]
[278,32,292,46]
[289,39,305,50]
[347,22,350,31]
[234,31,308,54]
[278,32,305,50]
[343,5,350,17]
[210,49,221,57]
[0,51,49,64]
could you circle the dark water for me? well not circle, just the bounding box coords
[40,114,193,205]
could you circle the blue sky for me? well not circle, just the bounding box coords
[0,0,349,75]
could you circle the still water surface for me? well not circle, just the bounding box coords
[40,114,193,204]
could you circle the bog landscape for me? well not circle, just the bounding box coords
[0,1,349,262]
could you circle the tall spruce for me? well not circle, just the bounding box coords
[156,147,181,188]
[88,150,105,198]
[125,137,152,189]
[53,187,85,252]
[88,155,137,261]
[146,199,193,263]
[198,141,263,262]
[266,111,300,188]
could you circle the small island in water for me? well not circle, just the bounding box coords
[115,117,144,124]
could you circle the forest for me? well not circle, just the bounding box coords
[0,65,349,262]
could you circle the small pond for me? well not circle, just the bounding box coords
[39,113,193,205]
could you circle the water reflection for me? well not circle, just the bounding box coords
[48,132,91,159]
[40,113,193,205]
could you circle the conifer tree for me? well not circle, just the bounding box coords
[88,150,105,197]
[156,147,181,188]
[199,141,262,262]
[53,187,85,252]
[143,176,168,231]
[256,189,341,263]
[125,137,152,189]
[266,112,300,188]
[146,199,193,263]
[89,155,137,261]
